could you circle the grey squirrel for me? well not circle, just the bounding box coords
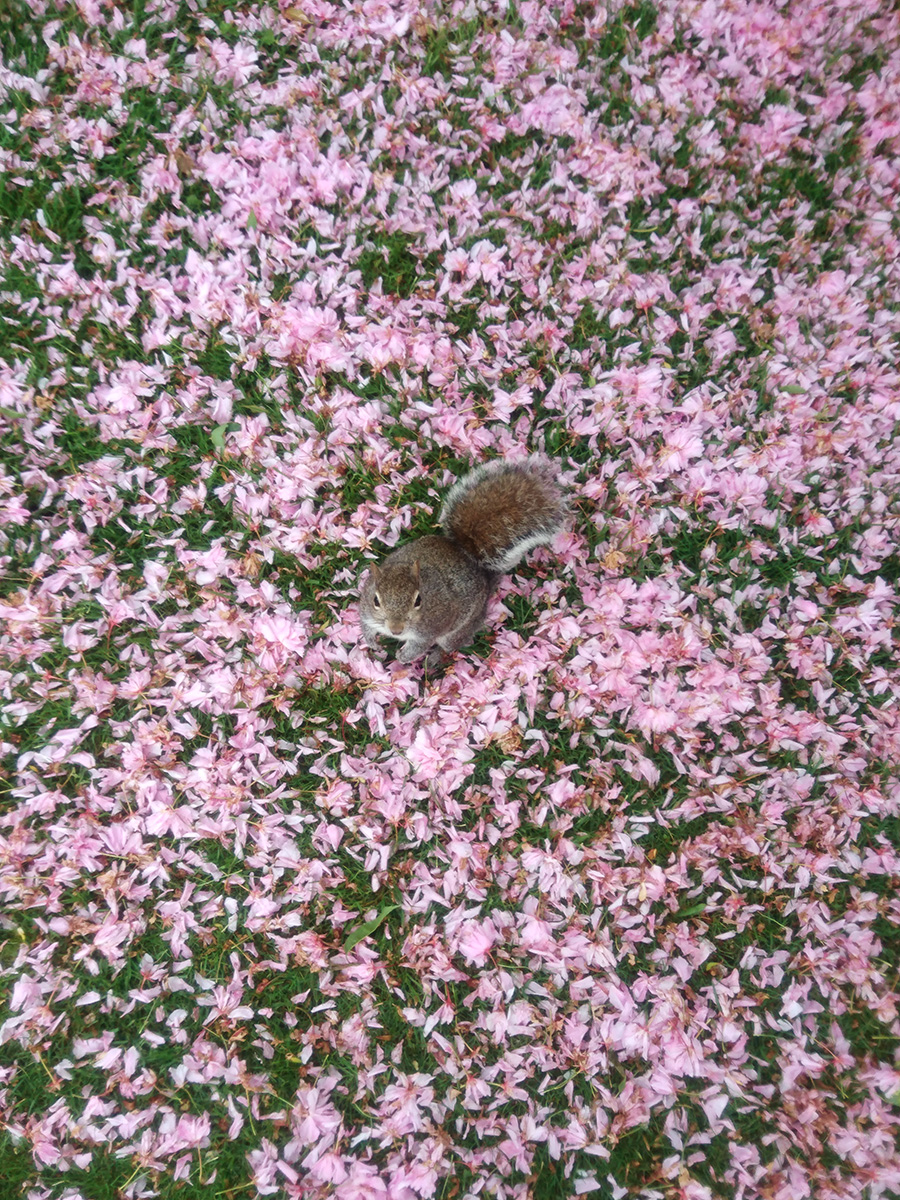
[360,455,567,666]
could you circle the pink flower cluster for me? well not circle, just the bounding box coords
[1,0,899,1198]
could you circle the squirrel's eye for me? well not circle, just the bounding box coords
[413,593,422,608]
[372,593,381,608]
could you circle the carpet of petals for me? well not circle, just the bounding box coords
[1,1,899,1198]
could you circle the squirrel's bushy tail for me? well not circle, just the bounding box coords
[440,455,567,572]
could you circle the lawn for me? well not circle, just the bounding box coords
[0,0,899,1197]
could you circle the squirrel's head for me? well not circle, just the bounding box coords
[361,559,423,638]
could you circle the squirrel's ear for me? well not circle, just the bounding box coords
[412,560,420,584]
[368,562,380,582]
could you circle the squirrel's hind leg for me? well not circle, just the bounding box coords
[421,606,487,668]
[436,603,489,657]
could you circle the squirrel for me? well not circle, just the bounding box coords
[360,455,567,667]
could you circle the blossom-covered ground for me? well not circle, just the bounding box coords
[1,0,899,1196]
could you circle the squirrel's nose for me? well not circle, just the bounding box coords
[389,622,405,636]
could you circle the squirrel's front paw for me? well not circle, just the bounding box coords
[397,641,430,664]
